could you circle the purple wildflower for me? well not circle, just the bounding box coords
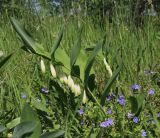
[107,93,115,101]
[21,93,27,99]
[100,118,113,128]
[78,108,84,115]
[141,130,147,137]
[148,89,154,95]
[117,95,125,106]
[80,120,84,125]
[40,87,49,94]
[133,117,139,123]
[106,108,112,114]
[131,84,141,90]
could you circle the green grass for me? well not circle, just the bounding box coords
[0,9,160,137]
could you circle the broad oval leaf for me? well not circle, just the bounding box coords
[40,130,65,138]
[6,117,20,129]
[129,96,138,114]
[12,121,37,138]
[20,104,41,138]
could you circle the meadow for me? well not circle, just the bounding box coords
[0,2,160,138]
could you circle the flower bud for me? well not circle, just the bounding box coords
[7,133,12,138]
[0,51,4,58]
[73,84,81,96]
[103,58,112,78]
[82,90,88,104]
[40,59,45,73]
[60,75,68,84]
[67,75,74,89]
[50,63,57,78]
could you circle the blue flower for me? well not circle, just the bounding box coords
[107,93,115,101]
[131,84,141,90]
[80,120,84,125]
[21,93,27,99]
[40,87,49,94]
[78,108,84,115]
[117,95,125,106]
[148,89,154,95]
[106,108,112,114]
[141,130,147,137]
[133,117,139,123]
[100,118,113,128]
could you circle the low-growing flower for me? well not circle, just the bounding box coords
[148,89,154,95]
[106,108,112,114]
[117,95,125,106]
[40,87,49,94]
[133,117,139,123]
[100,118,113,128]
[107,93,114,101]
[131,84,141,90]
[21,93,27,99]
[80,120,84,125]
[141,130,147,137]
[78,108,84,115]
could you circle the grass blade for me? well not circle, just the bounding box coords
[70,26,83,68]
[84,42,102,86]
[51,26,64,59]
[101,62,123,106]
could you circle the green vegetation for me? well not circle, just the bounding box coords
[0,1,160,137]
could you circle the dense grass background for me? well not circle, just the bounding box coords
[1,1,160,137]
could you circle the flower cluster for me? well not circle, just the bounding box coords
[100,118,113,128]
[60,75,81,97]
[117,94,125,106]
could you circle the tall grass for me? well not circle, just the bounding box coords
[0,4,160,137]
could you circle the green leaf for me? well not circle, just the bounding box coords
[84,42,102,87]
[51,27,64,59]
[55,48,70,74]
[129,96,138,114]
[20,104,41,138]
[129,94,145,115]
[70,26,83,68]
[0,54,12,69]
[12,121,37,138]
[39,130,65,138]
[101,63,123,106]
[6,117,20,129]
[0,125,6,133]
[10,17,51,59]
[135,93,145,116]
